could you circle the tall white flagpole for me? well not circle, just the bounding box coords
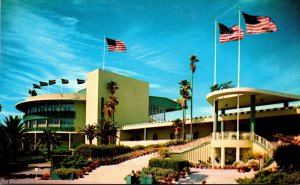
[214,17,217,85]
[237,7,241,140]
[103,35,106,71]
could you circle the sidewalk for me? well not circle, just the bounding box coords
[0,154,255,184]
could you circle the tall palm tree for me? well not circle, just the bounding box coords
[103,81,119,121]
[189,54,199,141]
[38,130,61,160]
[78,124,97,145]
[172,119,182,140]
[103,96,119,121]
[107,81,119,95]
[0,115,28,160]
[179,80,191,140]
[96,118,118,145]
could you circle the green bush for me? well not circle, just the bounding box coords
[131,145,145,151]
[273,144,300,170]
[142,167,174,182]
[19,155,46,164]
[51,155,70,170]
[51,150,73,156]
[73,144,132,158]
[149,158,191,172]
[61,156,91,169]
[53,168,75,177]
[237,169,300,184]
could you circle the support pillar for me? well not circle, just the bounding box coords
[236,147,240,162]
[221,109,225,140]
[34,132,37,150]
[213,100,218,139]
[68,133,71,150]
[211,147,215,169]
[221,147,225,168]
[250,95,256,139]
[144,128,147,141]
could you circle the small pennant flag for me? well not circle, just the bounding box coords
[28,89,37,96]
[61,79,69,84]
[77,79,85,84]
[219,23,244,44]
[242,12,277,34]
[33,84,41,89]
[49,80,56,85]
[106,38,126,52]
[39,81,48,86]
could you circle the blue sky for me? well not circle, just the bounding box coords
[1,0,300,122]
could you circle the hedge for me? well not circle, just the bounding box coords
[148,158,191,172]
[73,144,132,158]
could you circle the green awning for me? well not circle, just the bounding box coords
[23,115,48,122]
[149,96,182,112]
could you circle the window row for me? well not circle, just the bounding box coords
[26,118,74,128]
[27,103,74,114]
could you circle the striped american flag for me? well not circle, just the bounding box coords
[219,23,244,44]
[242,12,277,34]
[106,38,126,52]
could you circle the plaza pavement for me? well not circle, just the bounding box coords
[0,153,255,184]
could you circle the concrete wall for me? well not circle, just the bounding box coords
[74,101,86,131]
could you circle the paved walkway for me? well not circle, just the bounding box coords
[0,154,255,184]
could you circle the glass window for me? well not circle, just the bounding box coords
[37,119,46,127]
[48,118,59,127]
[31,106,37,113]
[61,118,73,127]
[61,103,74,111]
[48,103,60,111]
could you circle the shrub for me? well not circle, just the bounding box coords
[237,162,248,170]
[73,144,95,158]
[51,150,73,156]
[273,144,300,170]
[158,148,169,159]
[237,169,300,184]
[247,159,258,169]
[131,145,145,151]
[19,155,46,164]
[149,158,191,172]
[53,168,75,177]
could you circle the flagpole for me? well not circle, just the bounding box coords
[214,17,217,85]
[237,6,241,140]
[103,35,106,71]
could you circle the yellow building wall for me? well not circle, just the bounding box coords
[74,101,86,131]
[86,69,152,127]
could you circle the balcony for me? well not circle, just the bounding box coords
[27,127,75,132]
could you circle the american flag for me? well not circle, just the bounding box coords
[242,12,277,34]
[106,38,126,52]
[219,23,244,44]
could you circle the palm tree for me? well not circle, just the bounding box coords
[96,118,118,145]
[103,81,119,121]
[179,80,191,140]
[107,81,119,95]
[78,124,97,145]
[38,130,61,160]
[189,54,199,141]
[210,81,234,92]
[0,115,28,160]
[172,119,182,140]
[103,96,119,121]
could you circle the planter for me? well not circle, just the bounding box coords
[51,172,74,180]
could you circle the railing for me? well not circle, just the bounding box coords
[212,131,251,140]
[253,134,273,151]
[28,127,75,132]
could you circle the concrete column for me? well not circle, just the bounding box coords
[221,109,225,140]
[34,132,37,150]
[221,147,225,168]
[144,128,147,141]
[250,95,256,134]
[284,101,289,107]
[68,133,71,150]
[213,100,218,139]
[236,147,240,162]
[211,147,215,168]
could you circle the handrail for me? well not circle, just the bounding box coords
[212,131,251,140]
[169,136,211,153]
[253,134,273,151]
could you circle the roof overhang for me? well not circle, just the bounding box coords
[149,96,182,112]
[206,87,300,110]
[16,94,86,112]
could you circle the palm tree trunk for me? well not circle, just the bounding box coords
[190,71,194,141]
